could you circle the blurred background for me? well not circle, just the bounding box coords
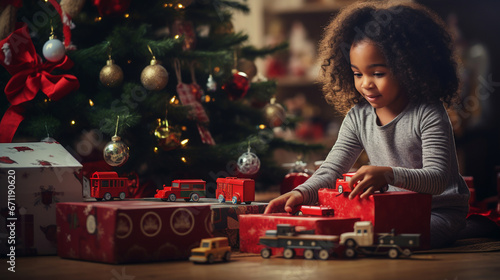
[232,0,500,204]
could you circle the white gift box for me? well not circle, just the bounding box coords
[0,142,83,256]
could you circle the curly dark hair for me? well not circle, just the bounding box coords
[318,0,460,115]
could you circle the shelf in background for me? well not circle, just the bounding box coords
[265,0,355,16]
[275,76,319,87]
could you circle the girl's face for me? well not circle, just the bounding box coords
[350,40,406,114]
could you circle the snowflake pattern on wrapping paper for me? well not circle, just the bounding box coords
[34,185,64,210]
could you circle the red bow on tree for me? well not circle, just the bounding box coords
[0,25,79,143]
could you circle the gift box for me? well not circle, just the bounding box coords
[57,201,212,264]
[239,213,359,255]
[0,142,82,256]
[318,189,432,249]
[210,200,267,249]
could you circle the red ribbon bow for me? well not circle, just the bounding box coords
[0,25,79,143]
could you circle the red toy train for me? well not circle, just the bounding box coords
[216,177,255,204]
[90,171,138,201]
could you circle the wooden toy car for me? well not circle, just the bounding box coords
[155,179,206,202]
[216,177,255,204]
[340,221,420,259]
[190,237,231,264]
[258,224,339,260]
[295,205,334,216]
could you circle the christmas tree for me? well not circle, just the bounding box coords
[0,0,322,197]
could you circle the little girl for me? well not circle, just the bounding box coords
[265,1,470,248]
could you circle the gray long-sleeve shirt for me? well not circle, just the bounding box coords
[295,101,470,211]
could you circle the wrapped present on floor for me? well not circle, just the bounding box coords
[210,200,267,249]
[57,201,212,264]
[318,189,432,249]
[0,142,83,256]
[239,213,359,255]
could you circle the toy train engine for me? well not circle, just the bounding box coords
[155,179,206,202]
[216,177,255,204]
[340,221,420,259]
[258,224,339,260]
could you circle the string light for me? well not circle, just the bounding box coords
[259,124,266,129]
[95,17,102,22]
[124,13,130,18]
[181,126,187,131]
[170,96,179,105]
[181,139,189,146]
[89,99,94,106]
[181,157,187,163]
[70,120,76,125]
[154,147,159,153]
[174,35,180,39]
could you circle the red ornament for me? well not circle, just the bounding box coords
[93,0,131,16]
[0,25,79,143]
[222,71,250,100]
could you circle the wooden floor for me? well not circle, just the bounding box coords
[6,251,500,280]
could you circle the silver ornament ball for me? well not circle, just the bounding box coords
[43,38,66,62]
[103,136,130,166]
[237,151,261,175]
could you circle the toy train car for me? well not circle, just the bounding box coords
[216,177,255,204]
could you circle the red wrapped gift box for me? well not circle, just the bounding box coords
[239,214,359,255]
[318,189,432,249]
[57,201,212,264]
[210,201,267,249]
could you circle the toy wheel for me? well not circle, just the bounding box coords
[104,192,112,201]
[283,248,295,259]
[231,195,238,205]
[260,248,271,259]
[191,193,200,202]
[119,192,126,200]
[168,193,176,202]
[318,249,330,260]
[296,211,304,216]
[344,248,357,258]
[388,248,399,259]
[245,201,252,205]
[345,239,356,248]
[207,254,215,264]
[218,194,225,203]
[304,249,314,260]
[223,251,231,262]
[338,185,343,194]
[402,248,412,257]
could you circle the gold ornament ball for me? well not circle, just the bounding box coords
[103,136,130,166]
[100,59,124,87]
[141,59,169,91]
[263,102,286,128]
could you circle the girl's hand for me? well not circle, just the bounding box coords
[264,191,304,214]
[348,166,393,200]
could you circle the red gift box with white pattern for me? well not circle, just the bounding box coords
[318,189,432,249]
[239,214,359,255]
[56,201,212,264]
